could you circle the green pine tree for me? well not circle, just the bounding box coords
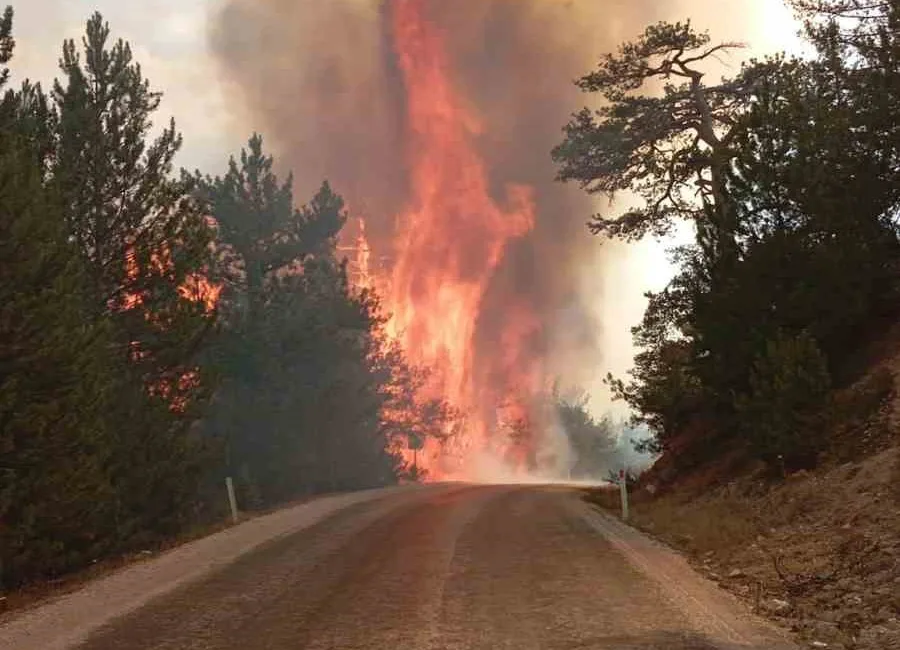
[0,8,117,586]
[51,13,217,540]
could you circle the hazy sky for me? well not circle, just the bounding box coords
[11,0,803,174]
[11,0,240,172]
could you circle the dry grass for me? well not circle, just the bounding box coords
[827,364,895,463]
[892,447,900,504]
[585,444,900,649]
[585,323,900,648]
[588,487,758,558]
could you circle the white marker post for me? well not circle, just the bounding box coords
[619,468,629,522]
[225,476,239,524]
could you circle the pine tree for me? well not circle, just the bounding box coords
[0,8,116,586]
[576,11,900,469]
[197,135,425,501]
[735,331,831,470]
[51,13,217,539]
[197,135,349,501]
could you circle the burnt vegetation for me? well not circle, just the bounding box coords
[0,10,451,589]
[554,0,900,478]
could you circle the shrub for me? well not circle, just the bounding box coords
[735,331,831,471]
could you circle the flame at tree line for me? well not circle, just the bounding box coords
[121,241,221,414]
[212,0,640,480]
[341,0,553,478]
[387,0,542,476]
[211,0,788,480]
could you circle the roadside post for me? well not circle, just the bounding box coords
[619,468,629,521]
[225,476,239,524]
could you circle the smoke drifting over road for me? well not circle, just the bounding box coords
[208,0,783,478]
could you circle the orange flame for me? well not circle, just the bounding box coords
[120,242,220,413]
[121,242,220,315]
[384,0,538,478]
[339,217,377,292]
[178,274,222,312]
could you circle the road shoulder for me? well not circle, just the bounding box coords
[569,496,799,650]
[0,486,419,650]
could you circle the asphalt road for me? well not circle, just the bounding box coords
[67,485,795,650]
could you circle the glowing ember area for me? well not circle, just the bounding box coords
[121,244,220,315]
[178,274,222,313]
[120,244,220,413]
[386,0,538,477]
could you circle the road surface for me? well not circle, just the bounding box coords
[2,485,797,650]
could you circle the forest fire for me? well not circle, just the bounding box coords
[121,244,221,315]
[212,0,797,481]
[383,0,539,477]
[178,274,222,313]
[211,0,630,480]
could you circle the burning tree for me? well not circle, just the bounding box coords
[51,13,219,538]
[381,0,542,477]
[372,337,461,481]
[211,0,641,479]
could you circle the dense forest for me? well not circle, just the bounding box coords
[554,0,900,474]
[0,10,457,588]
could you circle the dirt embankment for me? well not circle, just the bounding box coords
[588,446,900,650]
[587,318,900,649]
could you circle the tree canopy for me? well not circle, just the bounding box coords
[559,9,900,472]
[552,21,752,253]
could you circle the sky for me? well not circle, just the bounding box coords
[10,0,807,417]
[10,0,804,175]
[11,0,242,172]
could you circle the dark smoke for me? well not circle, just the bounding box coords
[207,0,672,428]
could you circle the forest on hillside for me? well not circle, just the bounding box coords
[554,0,900,477]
